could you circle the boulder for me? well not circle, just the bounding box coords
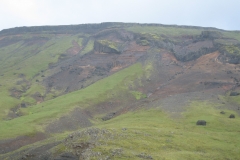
[229,114,235,118]
[196,120,206,126]
[220,111,225,114]
[230,92,240,96]
[102,112,116,121]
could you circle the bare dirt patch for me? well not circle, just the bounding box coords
[45,108,92,133]
[0,132,46,154]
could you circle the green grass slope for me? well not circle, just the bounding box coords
[56,101,239,160]
[0,34,90,119]
[0,23,240,158]
[0,63,143,140]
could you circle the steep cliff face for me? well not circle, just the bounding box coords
[171,31,221,62]
[160,31,240,63]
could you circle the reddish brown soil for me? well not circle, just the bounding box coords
[66,40,82,56]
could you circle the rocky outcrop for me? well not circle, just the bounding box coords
[200,31,222,39]
[218,44,240,64]
[94,40,121,54]
[102,112,116,121]
[173,40,216,61]
[218,54,240,64]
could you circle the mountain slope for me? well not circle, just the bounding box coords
[0,23,240,159]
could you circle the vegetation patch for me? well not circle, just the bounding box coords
[130,91,146,100]
[222,45,240,55]
[80,40,94,55]
[223,31,240,41]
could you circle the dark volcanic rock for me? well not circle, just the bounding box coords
[173,40,215,61]
[201,31,222,39]
[196,120,207,126]
[230,92,240,96]
[218,54,240,64]
[218,44,240,64]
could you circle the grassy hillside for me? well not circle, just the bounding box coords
[0,63,144,140]
[5,100,239,159]
[61,101,240,159]
[0,23,240,158]
[0,34,90,119]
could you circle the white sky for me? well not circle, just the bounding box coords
[0,0,239,31]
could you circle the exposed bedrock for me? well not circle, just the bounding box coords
[173,40,216,61]
[94,40,121,54]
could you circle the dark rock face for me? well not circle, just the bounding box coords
[94,40,121,54]
[201,31,222,39]
[228,57,240,64]
[173,40,215,62]
[229,114,235,118]
[217,44,240,64]
[230,92,240,96]
[196,120,207,126]
[218,54,240,64]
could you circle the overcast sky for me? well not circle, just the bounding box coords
[0,0,239,31]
